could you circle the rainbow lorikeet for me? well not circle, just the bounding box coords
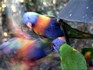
[0,38,53,60]
[22,12,93,40]
[51,37,87,70]
[81,47,93,67]
[22,12,64,39]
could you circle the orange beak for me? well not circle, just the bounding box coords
[26,22,32,30]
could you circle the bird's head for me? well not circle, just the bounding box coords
[22,12,39,30]
[51,37,66,53]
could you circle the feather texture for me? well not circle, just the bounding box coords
[59,43,87,70]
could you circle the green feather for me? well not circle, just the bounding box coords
[60,22,93,39]
[59,43,87,70]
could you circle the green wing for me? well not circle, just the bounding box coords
[59,43,87,70]
[60,22,93,39]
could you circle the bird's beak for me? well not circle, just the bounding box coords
[26,22,32,30]
[58,37,66,42]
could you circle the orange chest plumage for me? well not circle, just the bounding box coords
[32,15,51,35]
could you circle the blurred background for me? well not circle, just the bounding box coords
[0,0,93,70]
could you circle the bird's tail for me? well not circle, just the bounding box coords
[60,20,93,39]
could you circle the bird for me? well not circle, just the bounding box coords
[22,12,64,39]
[22,12,93,40]
[0,37,53,60]
[81,47,93,67]
[51,37,87,70]
[0,37,53,70]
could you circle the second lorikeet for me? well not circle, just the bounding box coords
[51,37,87,70]
[0,38,53,60]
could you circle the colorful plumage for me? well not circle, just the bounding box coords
[3,9,53,61]
[52,37,87,70]
[81,48,93,67]
[22,12,93,39]
[22,12,64,39]
[0,7,54,69]
[0,38,53,60]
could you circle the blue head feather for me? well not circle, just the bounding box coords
[22,12,39,25]
[52,38,65,53]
